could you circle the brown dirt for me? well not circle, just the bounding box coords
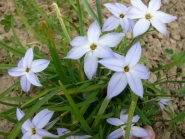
[0,0,185,139]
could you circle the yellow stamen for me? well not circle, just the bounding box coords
[145,14,152,20]
[124,66,129,72]
[32,128,36,135]
[119,14,125,18]
[90,44,97,50]
[26,68,30,72]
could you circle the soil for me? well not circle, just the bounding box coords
[0,0,185,139]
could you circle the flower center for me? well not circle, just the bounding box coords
[32,128,36,135]
[26,68,30,72]
[90,44,97,50]
[124,66,129,72]
[119,14,125,18]
[145,14,152,20]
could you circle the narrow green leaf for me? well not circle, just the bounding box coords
[96,0,103,26]
[11,17,25,50]
[59,81,93,134]
[76,0,84,36]
[82,0,99,23]
[135,107,150,124]
[40,22,70,84]
[172,111,185,123]
[0,82,20,101]
[0,64,16,69]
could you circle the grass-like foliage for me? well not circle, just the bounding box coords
[0,0,185,139]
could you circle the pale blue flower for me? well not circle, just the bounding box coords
[127,0,177,37]
[107,109,150,139]
[16,108,58,139]
[8,48,50,92]
[99,42,150,99]
[65,21,124,80]
[102,3,135,33]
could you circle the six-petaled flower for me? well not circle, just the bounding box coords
[127,0,177,37]
[65,21,124,79]
[8,48,50,92]
[102,3,135,33]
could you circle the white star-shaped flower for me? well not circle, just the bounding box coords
[158,98,171,110]
[8,48,50,92]
[127,0,177,37]
[107,109,150,139]
[57,128,92,139]
[99,42,150,99]
[16,108,58,139]
[65,21,124,80]
[102,3,135,33]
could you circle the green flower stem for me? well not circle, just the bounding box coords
[125,92,138,139]
[92,98,111,128]
[53,3,71,42]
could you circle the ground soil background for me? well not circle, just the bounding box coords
[0,0,185,139]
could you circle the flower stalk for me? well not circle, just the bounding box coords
[125,92,138,139]
[53,3,71,42]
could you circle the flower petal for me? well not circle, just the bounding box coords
[31,59,50,73]
[94,45,114,58]
[131,126,150,137]
[36,129,58,138]
[130,0,147,11]
[120,18,129,33]
[108,128,123,139]
[65,44,90,59]
[159,103,165,110]
[30,134,42,139]
[133,19,150,37]
[151,17,167,36]
[22,132,32,139]
[8,67,25,76]
[102,16,120,32]
[120,109,127,117]
[16,108,33,132]
[107,72,127,99]
[125,42,141,67]
[26,71,42,86]
[18,58,24,68]
[84,51,98,80]
[132,115,140,123]
[104,3,122,18]
[113,52,125,61]
[148,0,161,14]
[153,11,177,23]
[98,58,124,72]
[98,32,124,47]
[131,64,150,79]
[128,19,135,33]
[16,108,25,121]
[23,48,33,68]
[120,114,128,123]
[106,118,124,126]
[88,21,101,44]
[70,36,88,47]
[32,109,54,128]
[127,6,145,19]
[57,128,70,136]
[115,2,128,13]
[21,75,31,92]
[126,72,143,98]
